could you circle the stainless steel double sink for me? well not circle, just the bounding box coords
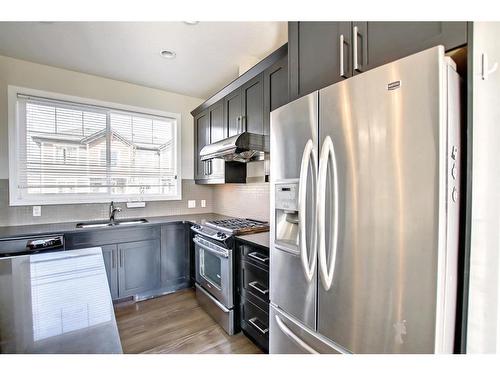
[75,218,148,228]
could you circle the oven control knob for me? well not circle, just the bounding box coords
[216,232,226,239]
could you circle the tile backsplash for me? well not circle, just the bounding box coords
[212,182,270,222]
[0,179,214,227]
[0,178,271,227]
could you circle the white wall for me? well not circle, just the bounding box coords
[467,22,500,354]
[0,54,204,180]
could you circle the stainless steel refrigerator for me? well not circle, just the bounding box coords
[269,46,461,354]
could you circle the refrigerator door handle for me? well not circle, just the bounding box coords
[298,139,318,282]
[275,315,319,354]
[317,136,339,291]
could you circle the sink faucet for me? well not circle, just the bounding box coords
[109,201,122,224]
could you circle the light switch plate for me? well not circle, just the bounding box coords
[33,206,41,217]
[188,200,196,208]
[201,200,206,208]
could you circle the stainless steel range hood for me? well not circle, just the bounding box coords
[200,132,269,163]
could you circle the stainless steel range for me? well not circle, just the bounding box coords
[191,218,269,335]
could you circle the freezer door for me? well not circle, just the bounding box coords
[317,46,455,353]
[270,93,318,330]
[269,304,344,354]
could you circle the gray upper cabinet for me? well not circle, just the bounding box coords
[118,239,161,298]
[191,44,287,185]
[224,73,265,136]
[225,89,243,137]
[241,73,264,134]
[194,110,210,181]
[263,55,288,134]
[289,22,352,100]
[351,22,467,74]
[208,101,225,179]
[288,21,467,100]
[210,100,226,142]
[101,244,118,300]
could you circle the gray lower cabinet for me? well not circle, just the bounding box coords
[237,240,270,352]
[101,244,118,300]
[65,224,185,301]
[160,222,190,290]
[118,239,161,298]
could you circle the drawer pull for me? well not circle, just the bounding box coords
[248,252,269,264]
[248,317,269,335]
[249,281,269,295]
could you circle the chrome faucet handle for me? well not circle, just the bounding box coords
[109,201,122,222]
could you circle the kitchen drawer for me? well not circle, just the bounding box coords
[241,297,269,352]
[65,226,160,248]
[240,244,269,270]
[242,288,268,313]
[241,260,269,303]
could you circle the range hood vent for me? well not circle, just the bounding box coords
[200,132,269,163]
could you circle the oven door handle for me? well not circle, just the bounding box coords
[193,237,229,258]
[196,283,230,313]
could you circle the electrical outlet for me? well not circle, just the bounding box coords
[201,200,206,208]
[188,200,196,208]
[33,206,41,217]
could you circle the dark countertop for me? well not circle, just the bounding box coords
[236,231,270,249]
[0,247,122,353]
[0,213,229,240]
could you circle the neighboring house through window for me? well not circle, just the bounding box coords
[8,86,182,205]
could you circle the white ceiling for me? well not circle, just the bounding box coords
[0,22,287,99]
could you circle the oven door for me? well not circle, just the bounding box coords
[194,235,233,308]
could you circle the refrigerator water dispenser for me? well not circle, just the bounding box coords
[274,182,299,252]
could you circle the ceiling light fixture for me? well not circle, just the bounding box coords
[183,21,199,25]
[160,50,176,59]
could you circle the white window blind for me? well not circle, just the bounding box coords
[9,89,181,205]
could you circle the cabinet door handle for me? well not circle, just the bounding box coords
[209,160,212,175]
[242,115,246,133]
[249,281,269,295]
[119,249,123,268]
[248,251,269,264]
[353,25,361,72]
[237,116,242,134]
[112,250,116,269]
[248,317,269,335]
[339,34,347,78]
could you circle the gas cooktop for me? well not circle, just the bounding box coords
[191,217,269,242]
[205,218,269,235]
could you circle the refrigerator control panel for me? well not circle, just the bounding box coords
[275,183,298,211]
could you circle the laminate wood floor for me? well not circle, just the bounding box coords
[114,288,263,354]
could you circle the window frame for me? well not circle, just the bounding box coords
[8,85,182,206]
